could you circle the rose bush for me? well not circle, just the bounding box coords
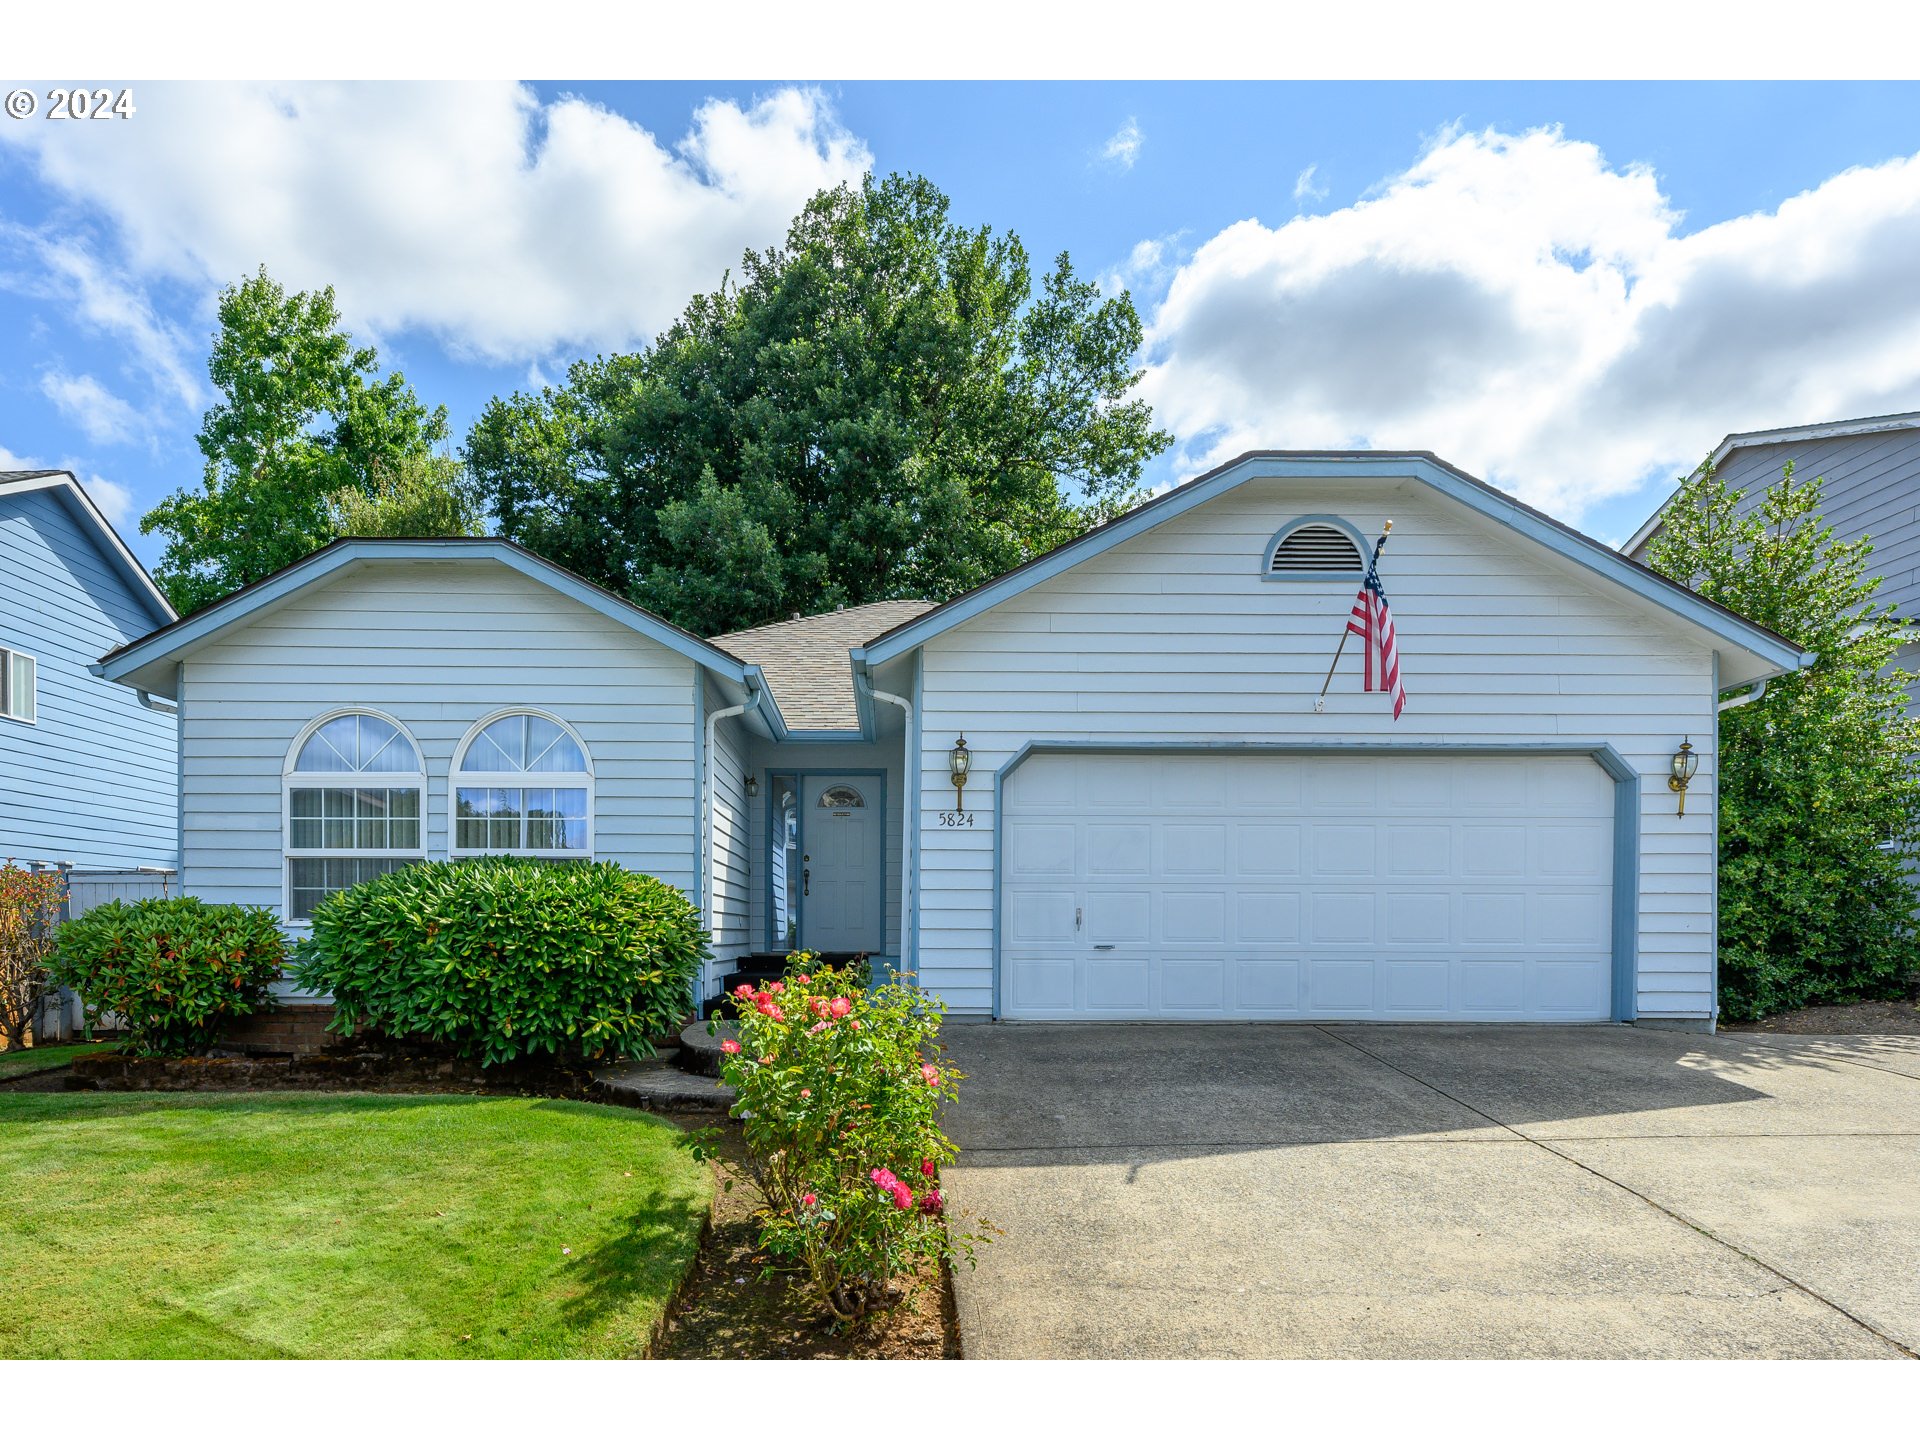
[687,958,991,1323]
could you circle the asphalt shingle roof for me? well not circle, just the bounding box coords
[713,599,936,731]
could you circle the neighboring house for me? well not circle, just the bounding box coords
[1625,409,1920,709]
[97,451,1807,1031]
[0,470,178,874]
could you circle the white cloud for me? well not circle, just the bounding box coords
[1293,164,1328,204]
[0,82,873,369]
[1100,117,1144,171]
[0,223,203,411]
[77,471,134,527]
[1138,126,1920,519]
[39,371,143,444]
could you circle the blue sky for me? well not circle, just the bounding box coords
[4,80,1920,566]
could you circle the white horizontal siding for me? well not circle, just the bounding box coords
[180,559,698,919]
[913,476,1719,1019]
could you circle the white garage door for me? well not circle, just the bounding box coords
[1000,752,1615,1021]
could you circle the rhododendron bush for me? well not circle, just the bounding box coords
[688,959,991,1322]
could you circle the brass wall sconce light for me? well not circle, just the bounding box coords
[1668,738,1698,816]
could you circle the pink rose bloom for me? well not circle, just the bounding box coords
[920,1190,944,1215]
[921,1063,941,1086]
[769,1005,786,1022]
[849,1020,861,1031]
[920,1159,936,1177]
[801,1193,817,1207]
[755,995,776,1014]
[767,981,784,994]
[792,974,809,986]
[870,1167,897,1190]
[809,1020,829,1035]
[733,984,754,999]
[720,1038,741,1055]
[890,1182,914,1211]
[829,996,851,1018]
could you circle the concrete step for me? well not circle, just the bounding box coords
[675,1018,738,1077]
[592,1059,734,1115]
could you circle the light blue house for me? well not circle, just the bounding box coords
[0,470,178,874]
[99,451,1808,1031]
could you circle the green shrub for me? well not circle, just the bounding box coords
[687,959,992,1324]
[292,858,707,1066]
[51,898,286,1056]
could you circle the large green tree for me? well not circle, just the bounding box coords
[143,267,450,612]
[1648,460,1920,1019]
[464,173,1170,635]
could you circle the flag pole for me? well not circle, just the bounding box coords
[1314,520,1392,713]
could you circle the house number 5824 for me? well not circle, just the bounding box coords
[937,811,974,828]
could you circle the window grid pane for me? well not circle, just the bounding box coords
[289,856,413,921]
[289,788,422,851]
[456,785,588,852]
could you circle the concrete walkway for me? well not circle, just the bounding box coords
[938,1023,1920,1359]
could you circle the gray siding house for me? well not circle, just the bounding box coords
[1,470,178,873]
[99,450,1808,1030]
[1625,410,1920,708]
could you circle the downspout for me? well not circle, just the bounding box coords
[702,677,764,1003]
[865,683,915,984]
[1717,678,1768,712]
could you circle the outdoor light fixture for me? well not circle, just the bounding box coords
[948,735,971,814]
[1668,738,1699,816]
[745,774,759,799]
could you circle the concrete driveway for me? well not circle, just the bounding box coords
[937,1023,1920,1359]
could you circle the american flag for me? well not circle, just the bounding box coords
[1347,553,1406,719]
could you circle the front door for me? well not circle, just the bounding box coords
[799,774,883,953]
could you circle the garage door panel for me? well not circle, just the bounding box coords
[1086,890,1149,943]
[1235,824,1302,876]
[1235,892,1302,944]
[1162,958,1227,1011]
[1234,959,1303,1011]
[1088,823,1151,874]
[1001,753,1614,1022]
[1308,824,1376,877]
[1086,958,1151,1011]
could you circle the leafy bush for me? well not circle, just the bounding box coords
[51,898,285,1056]
[292,857,707,1065]
[1649,461,1920,1019]
[689,960,991,1323]
[1,863,65,1049]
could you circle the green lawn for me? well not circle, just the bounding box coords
[0,1041,116,1080]
[0,1091,710,1358]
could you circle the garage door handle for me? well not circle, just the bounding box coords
[1093,943,1116,950]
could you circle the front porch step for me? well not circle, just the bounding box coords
[591,1059,734,1114]
[675,1018,737,1078]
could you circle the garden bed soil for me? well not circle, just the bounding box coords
[1720,999,1920,1034]
[652,1124,959,1360]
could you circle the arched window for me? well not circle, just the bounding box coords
[1263,517,1368,580]
[284,711,425,921]
[817,784,866,810]
[453,711,593,856]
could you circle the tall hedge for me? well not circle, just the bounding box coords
[1648,460,1920,1019]
[292,858,708,1065]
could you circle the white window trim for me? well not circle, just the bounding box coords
[1,646,37,725]
[282,707,427,926]
[449,707,596,859]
